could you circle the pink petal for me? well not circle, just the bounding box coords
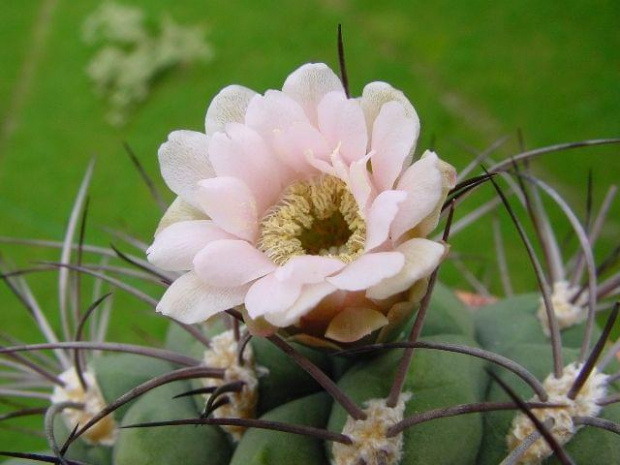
[274,255,346,285]
[209,123,284,213]
[390,151,444,242]
[329,149,350,183]
[157,272,249,324]
[271,122,331,176]
[367,238,446,300]
[205,85,257,136]
[348,153,376,214]
[193,239,275,287]
[304,149,338,177]
[195,177,258,242]
[365,190,407,251]
[370,101,419,191]
[147,220,234,271]
[245,90,309,136]
[327,252,405,291]
[245,273,302,319]
[317,91,368,164]
[264,282,337,327]
[408,157,457,238]
[158,131,214,208]
[360,81,420,168]
[282,63,344,125]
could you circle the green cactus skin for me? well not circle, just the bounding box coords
[476,343,620,465]
[547,401,620,465]
[0,451,104,465]
[165,322,334,416]
[51,417,113,465]
[474,293,602,355]
[0,356,177,465]
[91,353,175,420]
[230,392,332,465]
[475,294,620,464]
[165,322,206,356]
[418,282,475,338]
[174,286,615,465]
[7,286,617,465]
[114,378,232,465]
[1,452,52,465]
[28,354,174,465]
[328,333,488,465]
[250,337,333,415]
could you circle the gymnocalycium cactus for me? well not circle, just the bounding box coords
[1,47,619,465]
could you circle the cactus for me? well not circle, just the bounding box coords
[1,57,619,465]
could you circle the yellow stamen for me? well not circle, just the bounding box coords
[257,176,365,265]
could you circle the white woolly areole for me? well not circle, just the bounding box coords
[506,362,609,464]
[51,367,117,445]
[202,329,262,441]
[332,393,411,465]
[537,281,587,336]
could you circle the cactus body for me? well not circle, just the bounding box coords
[230,392,332,465]
[7,284,617,465]
[114,380,232,465]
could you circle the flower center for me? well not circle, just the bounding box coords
[257,176,366,266]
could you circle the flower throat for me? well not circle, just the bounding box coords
[257,176,366,266]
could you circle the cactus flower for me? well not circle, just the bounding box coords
[148,63,455,345]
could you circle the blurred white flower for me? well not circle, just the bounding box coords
[83,2,214,126]
[82,1,147,45]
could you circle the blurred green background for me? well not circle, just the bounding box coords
[0,0,618,455]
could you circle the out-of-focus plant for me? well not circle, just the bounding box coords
[83,1,214,126]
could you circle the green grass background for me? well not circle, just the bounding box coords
[0,0,618,454]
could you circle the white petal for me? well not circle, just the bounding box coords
[264,282,337,327]
[361,82,420,167]
[155,197,207,235]
[195,177,258,242]
[245,274,302,319]
[205,85,257,136]
[370,101,419,190]
[327,252,405,291]
[348,153,376,214]
[157,272,249,324]
[390,151,443,241]
[365,190,407,251]
[158,130,214,208]
[147,220,234,271]
[282,63,344,125]
[367,238,446,300]
[193,239,275,287]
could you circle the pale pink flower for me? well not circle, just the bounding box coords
[148,63,455,346]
